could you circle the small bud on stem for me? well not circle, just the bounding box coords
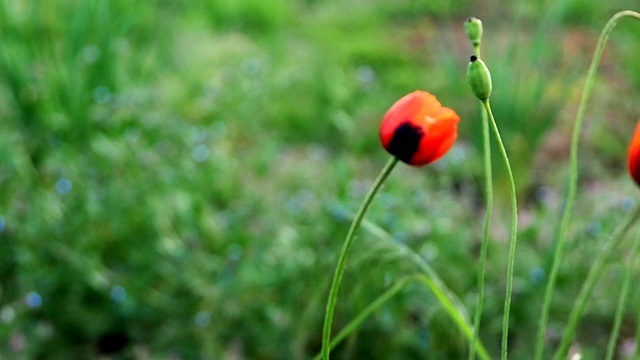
[467,55,492,101]
[465,17,483,49]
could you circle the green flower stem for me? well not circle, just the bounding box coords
[469,103,493,360]
[552,203,640,360]
[474,44,481,58]
[605,227,640,360]
[534,11,640,360]
[482,99,518,360]
[320,156,399,360]
[314,275,415,360]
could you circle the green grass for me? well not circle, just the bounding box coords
[1,0,640,359]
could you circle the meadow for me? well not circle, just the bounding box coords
[2,0,640,359]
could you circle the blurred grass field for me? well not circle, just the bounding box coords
[2,0,640,359]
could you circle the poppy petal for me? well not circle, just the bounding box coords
[380,91,459,166]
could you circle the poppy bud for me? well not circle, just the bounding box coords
[467,55,492,101]
[464,17,483,48]
[380,91,460,166]
[627,119,640,186]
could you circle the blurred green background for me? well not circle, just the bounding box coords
[2,0,640,359]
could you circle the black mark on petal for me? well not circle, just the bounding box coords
[388,122,423,163]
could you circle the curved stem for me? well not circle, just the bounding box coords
[469,103,493,360]
[314,272,492,360]
[482,100,518,360]
[314,275,416,360]
[361,219,493,360]
[605,227,640,360]
[415,274,492,360]
[534,11,640,360]
[320,156,399,360]
[552,204,640,360]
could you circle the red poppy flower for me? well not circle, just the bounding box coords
[628,119,640,186]
[380,91,460,166]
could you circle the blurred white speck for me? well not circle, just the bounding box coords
[204,82,222,99]
[112,37,130,54]
[420,243,439,261]
[55,178,72,195]
[529,267,545,284]
[242,57,261,75]
[348,179,369,198]
[413,191,431,208]
[446,144,468,165]
[81,45,101,64]
[568,343,582,360]
[1,306,15,323]
[192,145,210,162]
[587,221,601,237]
[37,322,54,339]
[25,292,42,309]
[285,190,316,214]
[305,144,326,161]
[10,333,25,352]
[623,196,635,212]
[432,159,448,171]
[356,65,376,87]
[384,272,392,287]
[109,286,127,303]
[536,186,551,204]
[93,86,111,104]
[227,244,242,262]
[194,311,211,327]
[377,193,396,208]
[125,129,141,143]
[621,337,636,357]
[189,125,208,143]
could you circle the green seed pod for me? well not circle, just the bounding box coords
[467,55,492,101]
[464,17,483,48]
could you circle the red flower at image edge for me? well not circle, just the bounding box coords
[628,119,640,186]
[380,90,460,166]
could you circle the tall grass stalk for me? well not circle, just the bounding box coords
[482,100,518,360]
[320,156,399,360]
[605,227,640,360]
[534,11,640,360]
[552,203,640,359]
[318,202,496,360]
[313,273,492,360]
[360,220,492,360]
